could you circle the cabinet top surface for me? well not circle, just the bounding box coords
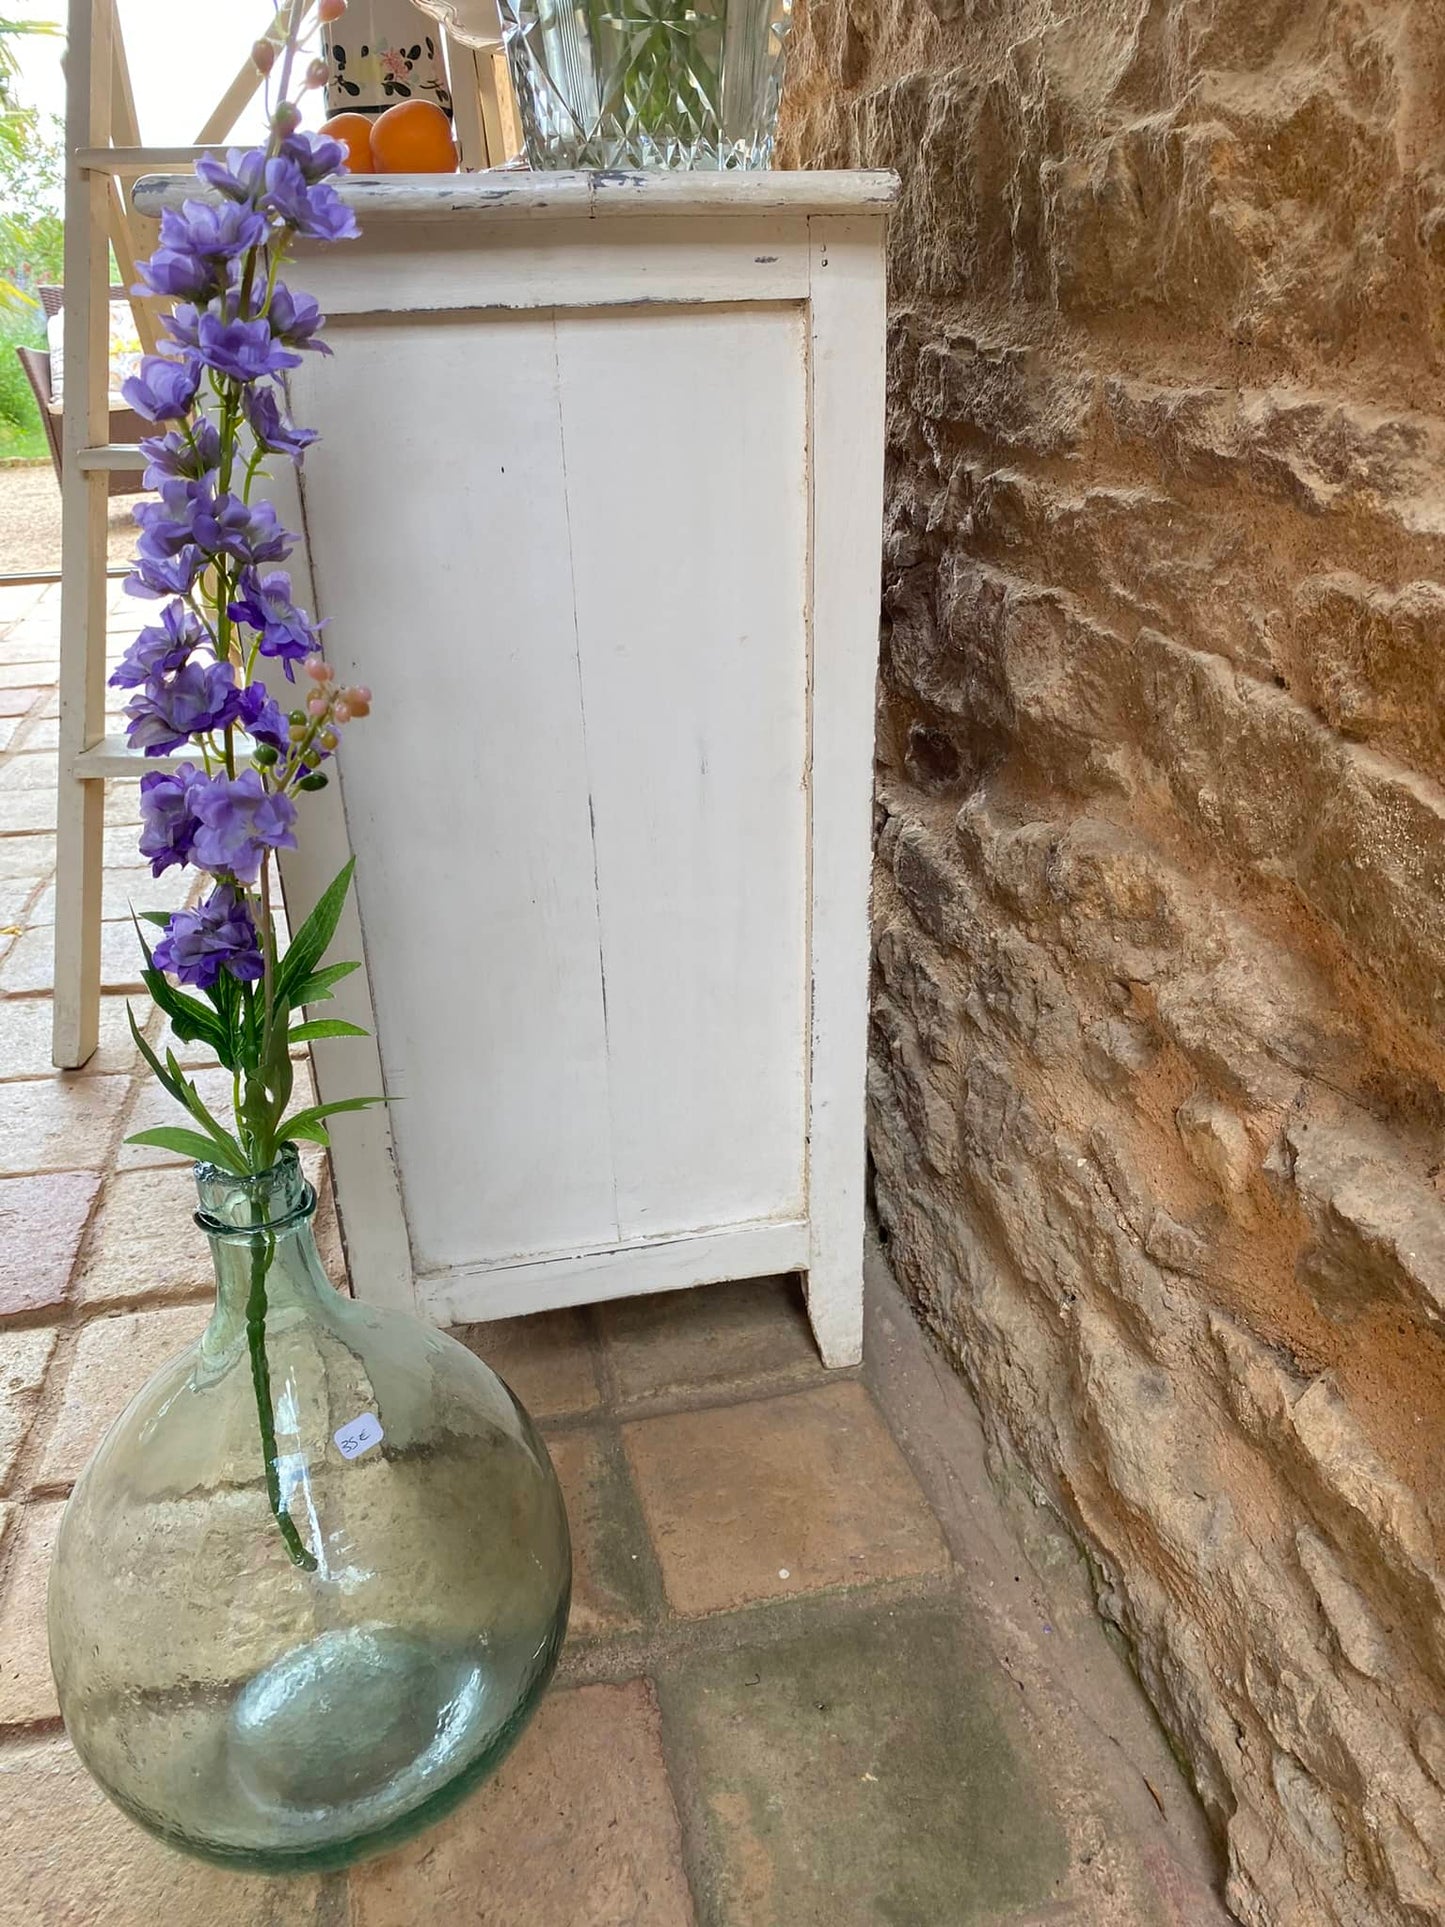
[133,168,899,224]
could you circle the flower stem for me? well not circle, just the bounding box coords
[245,1215,317,1572]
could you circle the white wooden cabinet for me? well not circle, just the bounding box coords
[162,171,894,1367]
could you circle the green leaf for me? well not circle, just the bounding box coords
[124,1126,249,1171]
[288,1018,370,1042]
[136,910,172,929]
[284,1119,332,1146]
[276,860,355,1008]
[288,958,361,1007]
[127,1004,188,1104]
[142,968,229,1056]
[278,1095,384,1140]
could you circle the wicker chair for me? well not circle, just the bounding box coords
[14,285,145,495]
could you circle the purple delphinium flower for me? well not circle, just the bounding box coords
[124,659,246,752]
[153,885,263,988]
[125,544,207,600]
[192,490,293,567]
[243,385,318,462]
[228,569,321,676]
[138,763,201,876]
[139,419,222,485]
[120,356,203,424]
[195,145,268,204]
[266,284,331,355]
[279,130,348,183]
[109,601,206,689]
[239,681,291,753]
[263,156,359,242]
[134,248,220,303]
[133,480,202,560]
[188,768,298,883]
[194,312,301,384]
[159,198,268,265]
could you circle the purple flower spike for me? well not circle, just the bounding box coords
[138,762,202,875]
[263,157,359,242]
[124,659,245,753]
[160,198,268,263]
[139,420,222,486]
[121,356,202,424]
[195,312,302,383]
[153,885,263,988]
[228,569,322,677]
[188,768,298,883]
[266,283,331,355]
[124,545,207,601]
[134,250,219,303]
[110,601,206,689]
[243,386,318,462]
[195,146,268,204]
[239,682,291,753]
[279,130,348,183]
[192,490,293,567]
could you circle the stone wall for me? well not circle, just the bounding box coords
[780,3,1445,1921]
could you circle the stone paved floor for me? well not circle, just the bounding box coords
[0,578,1232,1925]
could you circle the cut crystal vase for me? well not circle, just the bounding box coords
[46,1148,571,1873]
[499,0,793,169]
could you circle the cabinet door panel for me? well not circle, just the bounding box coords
[291,310,618,1271]
[556,303,810,1238]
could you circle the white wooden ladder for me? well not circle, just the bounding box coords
[51,0,517,1067]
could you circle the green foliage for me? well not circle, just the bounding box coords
[127,861,384,1175]
[0,299,45,456]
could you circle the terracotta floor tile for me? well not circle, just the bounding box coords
[73,1165,213,1309]
[623,1381,949,1617]
[0,1499,63,1723]
[114,1065,241,1170]
[0,1170,102,1313]
[0,995,137,1080]
[0,1328,57,1493]
[351,1681,694,1927]
[457,1306,601,1420]
[0,792,56,836]
[0,833,53,879]
[546,1426,656,1638]
[37,1303,210,1489]
[599,1275,823,1407]
[0,920,146,996]
[0,1737,322,1924]
[662,1600,1068,1926]
[0,1077,128,1174]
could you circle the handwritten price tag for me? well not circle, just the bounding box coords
[334,1412,384,1461]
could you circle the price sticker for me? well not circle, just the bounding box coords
[334,1412,384,1460]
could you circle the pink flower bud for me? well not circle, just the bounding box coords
[352,685,371,704]
[252,39,276,75]
[304,657,333,682]
[273,101,302,136]
[318,0,347,19]
[307,695,329,718]
[332,700,352,724]
[304,57,331,90]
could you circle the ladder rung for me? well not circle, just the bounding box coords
[76,145,212,174]
[72,738,255,779]
[78,444,144,471]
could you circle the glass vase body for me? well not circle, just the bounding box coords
[499,0,793,170]
[46,1150,571,1874]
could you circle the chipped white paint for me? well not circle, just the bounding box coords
[264,177,890,1364]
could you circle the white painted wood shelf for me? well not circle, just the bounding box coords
[132,168,895,1367]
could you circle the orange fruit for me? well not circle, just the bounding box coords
[319,111,375,174]
[369,98,456,174]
